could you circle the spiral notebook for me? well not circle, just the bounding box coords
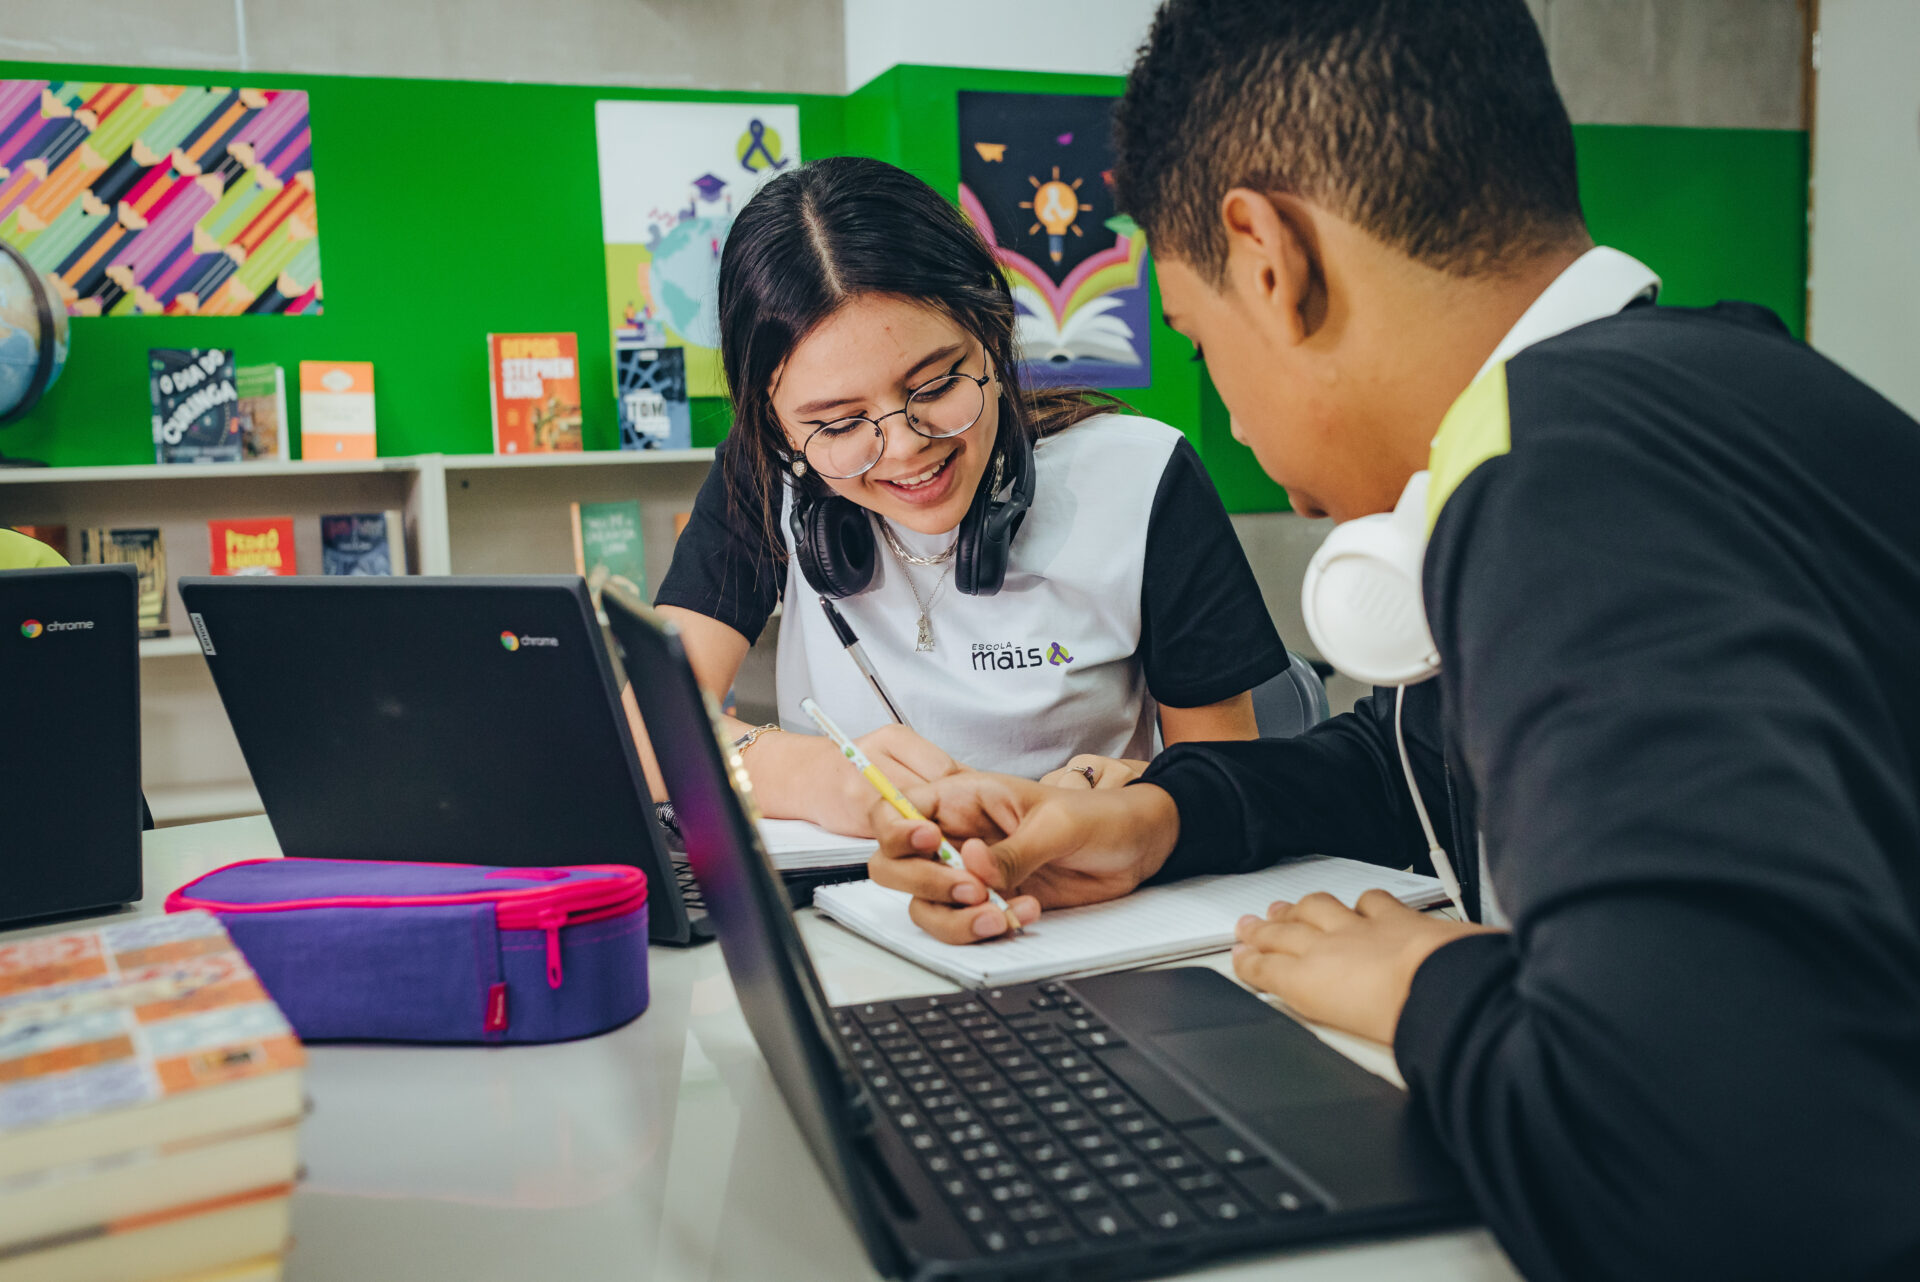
[756,818,877,872]
[811,857,1449,987]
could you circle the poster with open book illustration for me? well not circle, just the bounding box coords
[957,90,1152,388]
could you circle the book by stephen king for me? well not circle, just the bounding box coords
[489,333,584,454]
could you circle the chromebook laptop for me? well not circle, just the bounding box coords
[1,563,144,925]
[178,575,710,945]
[604,585,1471,1280]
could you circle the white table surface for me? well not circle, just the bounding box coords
[6,818,1519,1281]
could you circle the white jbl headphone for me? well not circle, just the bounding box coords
[1301,470,1466,914]
[1300,471,1439,688]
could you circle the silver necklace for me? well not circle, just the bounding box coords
[878,519,957,566]
[882,534,954,652]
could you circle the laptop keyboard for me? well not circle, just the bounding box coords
[831,980,1323,1257]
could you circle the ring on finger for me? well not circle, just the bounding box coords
[1075,764,1097,788]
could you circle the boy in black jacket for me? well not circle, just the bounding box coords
[866,2,1920,1278]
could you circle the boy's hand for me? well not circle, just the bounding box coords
[1232,891,1500,1044]
[867,774,1180,943]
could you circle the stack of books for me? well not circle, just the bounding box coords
[0,911,306,1281]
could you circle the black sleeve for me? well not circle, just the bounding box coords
[1135,679,1449,881]
[1395,433,1920,1281]
[1137,437,1289,707]
[654,436,785,642]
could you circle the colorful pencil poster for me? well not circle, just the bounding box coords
[595,101,800,399]
[957,91,1150,388]
[0,80,320,317]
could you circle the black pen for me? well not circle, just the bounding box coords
[817,596,911,730]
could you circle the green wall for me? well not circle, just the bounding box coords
[0,60,1808,517]
[0,61,848,466]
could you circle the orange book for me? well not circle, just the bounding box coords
[207,517,298,576]
[298,361,376,460]
[488,333,583,454]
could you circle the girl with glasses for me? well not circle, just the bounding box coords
[649,157,1289,837]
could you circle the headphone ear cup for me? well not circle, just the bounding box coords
[792,492,877,599]
[954,430,1036,597]
[1299,472,1440,686]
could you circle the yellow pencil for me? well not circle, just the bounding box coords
[800,696,1021,934]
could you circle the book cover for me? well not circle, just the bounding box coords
[569,500,645,619]
[232,365,289,462]
[7,524,66,559]
[298,361,376,460]
[320,512,406,576]
[207,518,297,577]
[0,912,305,1175]
[77,527,167,637]
[615,342,691,451]
[150,349,242,465]
[488,333,583,454]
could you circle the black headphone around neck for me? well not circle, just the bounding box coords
[787,418,1036,600]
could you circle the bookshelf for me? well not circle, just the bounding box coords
[0,449,716,824]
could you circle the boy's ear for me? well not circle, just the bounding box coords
[1219,188,1325,344]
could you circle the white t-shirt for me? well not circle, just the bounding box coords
[657,413,1286,779]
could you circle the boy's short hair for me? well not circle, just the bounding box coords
[1113,0,1586,282]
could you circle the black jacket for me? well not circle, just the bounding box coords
[1141,302,1920,1281]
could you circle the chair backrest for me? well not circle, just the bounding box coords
[1251,650,1333,739]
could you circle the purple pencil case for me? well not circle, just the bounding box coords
[165,857,649,1045]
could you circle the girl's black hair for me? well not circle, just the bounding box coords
[716,155,1123,558]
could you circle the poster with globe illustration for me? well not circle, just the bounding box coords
[595,101,801,400]
[957,91,1151,388]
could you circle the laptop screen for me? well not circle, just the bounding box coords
[603,586,904,1273]
[179,576,670,877]
[0,563,143,922]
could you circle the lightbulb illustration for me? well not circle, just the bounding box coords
[1021,166,1085,264]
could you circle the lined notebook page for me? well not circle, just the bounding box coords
[811,857,1448,987]
[756,819,877,871]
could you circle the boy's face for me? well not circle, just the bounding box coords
[1156,251,1381,523]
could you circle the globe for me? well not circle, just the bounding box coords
[0,242,70,466]
[647,214,730,348]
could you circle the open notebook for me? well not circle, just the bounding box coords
[812,857,1449,987]
[756,818,877,872]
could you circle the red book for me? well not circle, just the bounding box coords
[208,517,298,576]
[488,332,583,454]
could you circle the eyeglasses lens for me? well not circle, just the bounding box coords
[807,420,884,479]
[907,375,984,439]
[802,374,986,479]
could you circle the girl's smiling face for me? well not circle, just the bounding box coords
[771,294,999,537]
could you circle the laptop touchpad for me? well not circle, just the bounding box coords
[1153,1024,1397,1111]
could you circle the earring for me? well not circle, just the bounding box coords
[790,458,808,477]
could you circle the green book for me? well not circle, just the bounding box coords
[569,500,645,621]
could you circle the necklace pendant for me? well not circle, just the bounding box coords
[915,613,935,653]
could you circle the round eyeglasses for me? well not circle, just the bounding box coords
[797,369,994,480]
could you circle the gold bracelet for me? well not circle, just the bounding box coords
[730,723,781,756]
